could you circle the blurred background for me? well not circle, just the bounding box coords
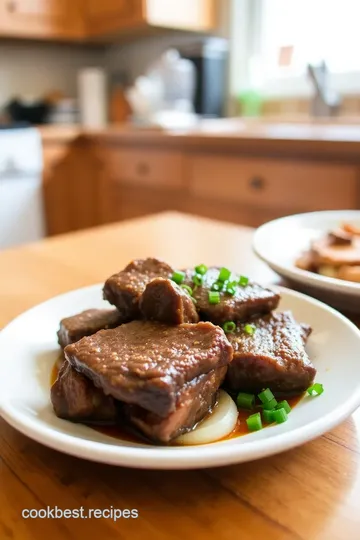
[1,0,360,249]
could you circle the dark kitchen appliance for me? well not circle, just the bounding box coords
[179,38,228,118]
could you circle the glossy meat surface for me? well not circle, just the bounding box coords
[65,320,233,418]
[225,311,316,394]
[57,308,124,349]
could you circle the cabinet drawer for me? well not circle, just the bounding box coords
[115,148,184,189]
[188,155,359,211]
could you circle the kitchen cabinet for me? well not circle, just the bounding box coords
[186,154,359,214]
[0,0,84,40]
[0,0,215,41]
[41,132,360,236]
[85,0,215,37]
[42,139,100,235]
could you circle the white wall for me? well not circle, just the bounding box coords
[0,41,104,107]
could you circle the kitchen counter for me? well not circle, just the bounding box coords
[40,119,360,160]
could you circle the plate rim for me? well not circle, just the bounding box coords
[253,209,360,295]
[1,283,360,469]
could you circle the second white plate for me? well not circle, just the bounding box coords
[253,210,360,311]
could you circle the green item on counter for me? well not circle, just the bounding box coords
[238,89,263,117]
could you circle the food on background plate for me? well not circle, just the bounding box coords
[57,308,124,349]
[296,223,360,283]
[51,258,321,446]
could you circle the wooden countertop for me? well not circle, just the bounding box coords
[1,212,359,540]
[39,119,360,159]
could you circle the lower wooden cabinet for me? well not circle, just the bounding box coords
[42,139,360,236]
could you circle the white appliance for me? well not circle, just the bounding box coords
[0,128,45,250]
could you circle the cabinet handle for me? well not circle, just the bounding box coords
[136,162,150,176]
[6,0,16,12]
[249,176,265,190]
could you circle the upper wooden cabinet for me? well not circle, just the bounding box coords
[0,0,84,40]
[0,0,215,41]
[85,0,215,37]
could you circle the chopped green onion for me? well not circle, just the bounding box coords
[195,264,208,275]
[262,398,278,411]
[246,412,263,432]
[223,321,236,333]
[208,291,220,304]
[244,324,256,335]
[226,286,236,296]
[307,383,324,396]
[262,409,275,423]
[218,267,231,282]
[272,408,288,424]
[258,388,275,403]
[181,284,193,296]
[227,280,238,289]
[211,281,224,291]
[193,274,203,286]
[237,392,255,410]
[172,271,185,284]
[191,297,197,305]
[239,275,249,287]
[276,400,291,414]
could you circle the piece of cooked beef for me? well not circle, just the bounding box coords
[57,308,124,349]
[224,311,316,395]
[139,277,199,324]
[103,258,174,320]
[125,366,227,443]
[182,267,280,325]
[65,320,233,418]
[51,360,118,423]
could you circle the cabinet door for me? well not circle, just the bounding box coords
[85,0,144,36]
[0,0,84,40]
[146,0,215,31]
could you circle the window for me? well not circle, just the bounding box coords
[234,0,360,97]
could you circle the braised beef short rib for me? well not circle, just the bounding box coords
[103,258,174,320]
[225,311,315,395]
[139,277,199,324]
[125,366,227,443]
[57,308,124,349]
[51,360,118,423]
[64,320,233,418]
[183,267,280,325]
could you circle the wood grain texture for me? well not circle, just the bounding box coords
[0,0,84,40]
[0,212,359,540]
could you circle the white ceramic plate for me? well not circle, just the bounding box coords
[1,284,360,469]
[253,210,360,312]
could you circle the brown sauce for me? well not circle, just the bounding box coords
[51,357,304,446]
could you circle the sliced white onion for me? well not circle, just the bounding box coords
[175,390,238,445]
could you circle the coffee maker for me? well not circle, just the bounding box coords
[179,38,228,118]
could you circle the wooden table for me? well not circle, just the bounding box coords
[1,212,359,540]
